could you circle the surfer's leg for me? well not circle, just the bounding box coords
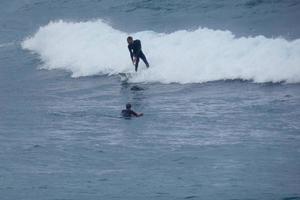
[140,52,149,68]
[135,57,140,72]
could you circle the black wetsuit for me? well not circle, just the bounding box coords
[121,109,138,117]
[128,40,149,71]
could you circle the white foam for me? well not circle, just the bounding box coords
[22,19,300,83]
[0,42,15,48]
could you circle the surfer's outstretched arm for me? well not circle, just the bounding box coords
[131,110,143,117]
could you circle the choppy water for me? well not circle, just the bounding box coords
[1,0,300,199]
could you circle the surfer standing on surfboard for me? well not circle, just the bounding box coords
[127,36,150,72]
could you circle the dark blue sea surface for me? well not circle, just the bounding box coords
[1,0,300,199]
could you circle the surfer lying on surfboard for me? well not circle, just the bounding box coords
[127,36,150,72]
[121,103,143,118]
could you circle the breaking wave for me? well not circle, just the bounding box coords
[22,20,300,83]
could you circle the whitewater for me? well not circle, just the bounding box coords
[22,20,300,84]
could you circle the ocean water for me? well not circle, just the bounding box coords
[1,0,300,199]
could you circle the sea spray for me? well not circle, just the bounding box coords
[22,20,300,83]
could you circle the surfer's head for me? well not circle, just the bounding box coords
[127,36,133,44]
[126,103,132,109]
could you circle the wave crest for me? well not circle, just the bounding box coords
[22,20,300,83]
